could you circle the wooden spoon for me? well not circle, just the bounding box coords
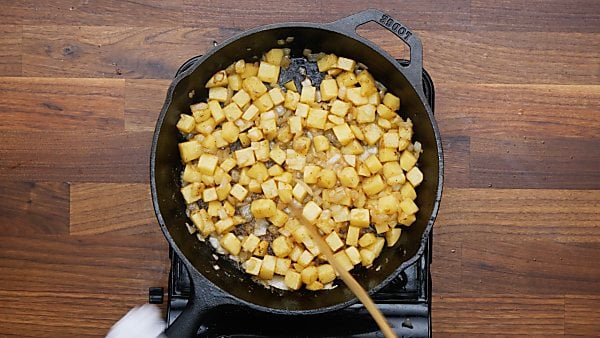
[287,202,397,338]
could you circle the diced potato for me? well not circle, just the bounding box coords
[357,70,377,96]
[220,158,237,172]
[207,200,221,217]
[284,80,297,92]
[229,184,248,202]
[300,85,316,104]
[297,250,314,267]
[289,116,303,135]
[363,123,383,145]
[289,244,303,261]
[216,182,232,201]
[337,57,356,71]
[269,146,287,165]
[398,213,416,226]
[221,121,240,144]
[317,54,338,72]
[231,89,251,108]
[182,164,202,183]
[235,148,256,167]
[406,167,423,187]
[241,104,260,121]
[242,76,268,100]
[343,154,357,167]
[320,79,338,101]
[382,162,405,185]
[247,127,264,142]
[269,209,289,227]
[181,182,202,204]
[346,226,360,246]
[303,165,322,184]
[213,130,229,148]
[367,237,386,258]
[374,222,389,234]
[386,228,401,247]
[259,255,277,279]
[268,87,285,106]
[368,92,381,106]
[260,118,277,137]
[205,70,228,88]
[248,179,262,193]
[265,48,284,66]
[251,199,277,218]
[346,87,369,106]
[228,74,242,91]
[359,248,376,267]
[382,132,399,149]
[254,240,269,257]
[275,171,293,184]
[400,150,418,171]
[313,135,330,152]
[362,174,386,196]
[241,62,259,79]
[242,234,261,252]
[356,104,376,123]
[177,114,195,133]
[400,183,417,201]
[295,102,310,118]
[345,246,361,265]
[378,148,397,163]
[252,140,271,162]
[317,264,336,284]
[364,155,383,174]
[257,62,280,83]
[383,92,401,111]
[284,91,300,110]
[178,140,202,162]
[332,123,355,145]
[278,188,293,203]
[350,125,365,141]
[275,257,291,275]
[336,71,358,87]
[220,233,241,255]
[317,169,337,189]
[328,114,345,125]
[358,233,376,248]
[350,208,370,227]
[378,195,399,214]
[267,164,284,177]
[399,199,419,215]
[214,217,234,234]
[208,87,228,102]
[254,93,274,112]
[341,140,364,155]
[333,251,354,271]
[325,231,344,252]
[377,104,397,120]
[207,100,225,124]
[284,270,302,290]
[302,201,322,224]
[261,178,278,199]
[202,187,218,202]
[330,99,351,117]
[339,167,359,188]
[306,108,328,129]
[301,266,318,285]
[245,257,262,276]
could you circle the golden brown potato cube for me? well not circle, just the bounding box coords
[257,61,280,83]
[307,280,325,290]
[241,62,259,79]
[265,48,284,66]
[399,199,419,215]
[190,210,209,233]
[268,164,284,177]
[229,184,248,202]
[313,135,330,152]
[214,217,234,234]
[220,232,241,255]
[295,102,310,118]
[275,257,291,275]
[284,80,297,92]
[358,233,377,248]
[363,123,383,145]
[345,246,361,266]
[324,231,344,252]
[221,121,240,144]
[406,166,423,187]
[368,237,386,258]
[378,148,397,163]
[234,59,246,74]
[216,182,232,201]
[333,251,354,271]
[383,92,401,111]
[382,132,399,148]
[301,266,318,285]
[317,169,337,189]
[242,234,261,252]
[330,99,351,117]
[357,70,377,96]
[386,228,401,247]
[255,93,274,112]
[377,103,397,120]
[339,167,360,188]
[251,199,277,218]
[220,158,237,172]
[213,130,229,148]
[306,108,328,129]
[364,155,383,174]
[293,137,311,155]
[297,250,315,267]
[182,164,203,183]
[398,213,416,226]
[349,125,365,142]
[178,140,202,163]
[248,179,262,193]
[346,226,360,246]
[253,140,271,162]
[228,74,242,91]
[300,85,316,104]
[336,71,358,87]
[356,104,376,123]
[350,208,370,227]
[254,240,269,257]
[278,188,293,203]
[284,90,300,110]
[284,270,302,290]
[201,134,217,151]
[332,123,355,145]
[181,182,202,204]
[242,76,268,100]
[320,78,339,101]
[231,89,251,108]
[362,174,386,196]
[202,187,218,202]
[303,165,322,184]
[269,146,287,165]
[378,195,399,214]
[359,248,376,267]
[302,201,323,224]
[207,100,225,124]
[400,183,417,201]
[327,114,345,125]
[235,148,256,167]
[291,182,307,202]
[368,92,381,106]
[400,150,417,171]
[205,70,228,88]
[207,200,221,217]
[289,116,303,135]
[275,171,293,184]
[269,209,289,227]
[247,127,264,142]
[192,107,212,124]
[241,104,260,121]
[245,257,262,276]
[259,255,277,279]
[340,140,364,155]
[382,162,405,185]
[317,264,336,284]
[258,178,276,199]
[268,87,285,105]
[208,87,228,102]
[247,161,269,182]
[317,54,338,72]
[260,118,277,137]
[337,57,356,71]
[177,114,195,134]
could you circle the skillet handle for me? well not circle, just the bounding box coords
[327,8,423,93]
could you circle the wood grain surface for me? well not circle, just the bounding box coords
[0,1,599,337]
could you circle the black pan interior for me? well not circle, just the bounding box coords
[152,25,440,312]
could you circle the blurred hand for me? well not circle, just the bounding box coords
[106,304,166,338]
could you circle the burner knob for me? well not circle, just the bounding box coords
[148,287,164,304]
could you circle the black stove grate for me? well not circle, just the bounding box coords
[158,58,435,338]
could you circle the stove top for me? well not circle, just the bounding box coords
[150,57,435,338]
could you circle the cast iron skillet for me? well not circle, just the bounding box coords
[151,9,443,337]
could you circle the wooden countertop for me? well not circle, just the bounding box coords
[0,1,598,337]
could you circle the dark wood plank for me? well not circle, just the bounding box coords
[437,84,600,138]
[0,77,124,131]
[436,188,600,243]
[5,0,183,27]
[0,25,22,76]
[70,183,156,236]
[125,79,171,131]
[565,295,600,336]
[441,136,470,188]
[0,131,151,183]
[470,136,600,189]
[184,1,471,31]
[22,26,216,79]
[461,241,600,294]
[431,235,462,293]
[0,181,69,235]
[433,294,564,336]
[471,0,600,32]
